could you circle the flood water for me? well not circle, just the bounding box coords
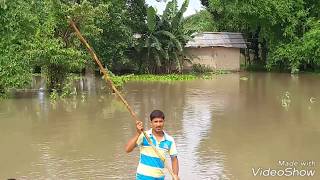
[0,73,319,180]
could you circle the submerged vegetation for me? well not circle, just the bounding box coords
[48,71,228,100]
[111,74,197,88]
[111,72,228,89]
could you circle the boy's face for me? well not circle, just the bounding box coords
[150,117,165,133]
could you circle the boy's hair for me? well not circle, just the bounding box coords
[150,110,165,121]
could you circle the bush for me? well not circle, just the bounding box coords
[267,21,320,73]
[191,63,213,73]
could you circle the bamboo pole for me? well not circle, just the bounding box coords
[68,19,176,179]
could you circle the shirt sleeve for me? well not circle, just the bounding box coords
[169,139,178,157]
[136,133,144,147]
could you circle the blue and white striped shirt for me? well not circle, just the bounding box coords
[136,129,178,180]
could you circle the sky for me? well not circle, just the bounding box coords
[145,0,203,17]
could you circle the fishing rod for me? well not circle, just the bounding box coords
[68,18,177,180]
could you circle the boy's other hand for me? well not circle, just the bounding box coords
[173,174,180,180]
[136,121,143,133]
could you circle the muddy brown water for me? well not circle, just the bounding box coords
[0,73,319,179]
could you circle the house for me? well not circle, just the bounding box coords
[184,32,247,71]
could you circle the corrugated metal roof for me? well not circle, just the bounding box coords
[185,32,247,48]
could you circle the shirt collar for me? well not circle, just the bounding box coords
[147,128,168,141]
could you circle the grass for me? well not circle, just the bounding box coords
[110,71,230,88]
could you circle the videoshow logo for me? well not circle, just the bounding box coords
[252,167,315,177]
[252,160,317,177]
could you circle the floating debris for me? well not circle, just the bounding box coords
[310,97,316,103]
[281,91,291,110]
[240,77,248,81]
[81,93,86,102]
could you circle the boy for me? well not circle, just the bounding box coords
[125,110,179,180]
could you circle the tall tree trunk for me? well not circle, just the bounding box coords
[0,85,5,95]
[253,27,260,63]
[261,38,268,64]
[47,64,67,92]
[244,48,250,66]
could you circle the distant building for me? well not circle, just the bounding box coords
[184,32,247,71]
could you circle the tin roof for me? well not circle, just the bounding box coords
[185,32,247,48]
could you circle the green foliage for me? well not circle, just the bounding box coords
[110,74,130,88]
[147,7,157,32]
[133,0,193,74]
[202,0,320,72]
[267,20,320,73]
[112,74,198,84]
[31,0,102,91]
[92,0,132,72]
[77,73,204,90]
[1,0,133,94]
[0,0,36,94]
[108,72,230,89]
[128,74,198,81]
[50,89,59,101]
[191,63,213,73]
[184,10,217,32]
[126,0,148,33]
[0,0,102,93]
[60,74,80,98]
[48,74,82,99]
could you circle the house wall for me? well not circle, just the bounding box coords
[184,47,240,71]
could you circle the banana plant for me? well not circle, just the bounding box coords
[134,0,192,73]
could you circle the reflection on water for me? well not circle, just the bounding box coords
[0,73,319,179]
[178,75,240,180]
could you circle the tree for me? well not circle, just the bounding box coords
[0,0,37,95]
[184,10,217,33]
[267,20,320,73]
[201,0,320,72]
[133,0,193,73]
[90,0,133,73]
[29,0,102,91]
[126,0,148,33]
[1,0,136,95]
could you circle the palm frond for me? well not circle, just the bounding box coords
[159,47,169,60]
[147,7,157,32]
[156,30,183,51]
[162,0,178,21]
[150,35,161,50]
[172,0,189,29]
[179,0,189,15]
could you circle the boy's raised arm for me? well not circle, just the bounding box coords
[125,121,143,153]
